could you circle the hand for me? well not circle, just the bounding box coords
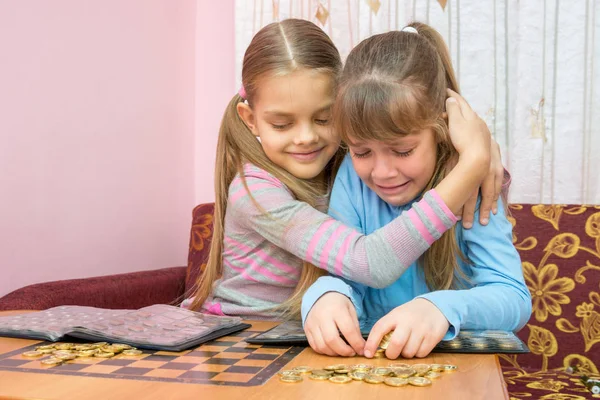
[363,298,449,359]
[461,139,505,229]
[445,89,491,163]
[304,292,365,357]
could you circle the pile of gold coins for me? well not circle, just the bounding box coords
[21,342,144,366]
[278,363,458,387]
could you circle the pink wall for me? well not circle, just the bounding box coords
[0,1,234,297]
[195,1,235,204]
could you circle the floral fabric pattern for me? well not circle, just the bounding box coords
[501,205,600,399]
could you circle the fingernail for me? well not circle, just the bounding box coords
[481,218,489,225]
[447,98,457,103]
[492,207,498,214]
[463,222,472,228]
[456,216,462,221]
[364,350,372,358]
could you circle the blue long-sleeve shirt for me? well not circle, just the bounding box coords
[301,155,532,340]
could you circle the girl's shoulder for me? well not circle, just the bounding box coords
[227,163,293,202]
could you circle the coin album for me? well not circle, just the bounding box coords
[0,304,250,351]
[247,320,529,353]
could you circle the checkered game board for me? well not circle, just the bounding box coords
[0,329,304,386]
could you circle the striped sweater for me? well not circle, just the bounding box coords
[193,163,458,319]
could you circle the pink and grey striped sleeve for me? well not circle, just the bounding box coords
[228,165,458,288]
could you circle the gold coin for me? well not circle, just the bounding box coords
[55,343,74,350]
[102,345,122,354]
[309,374,330,381]
[73,345,93,351]
[278,370,300,377]
[35,344,55,350]
[351,363,372,371]
[334,368,350,374]
[364,374,386,384]
[122,349,143,356]
[94,351,114,358]
[348,372,367,381]
[52,350,73,356]
[112,343,133,350]
[389,363,410,369]
[393,367,416,378]
[22,351,43,358]
[55,353,77,361]
[372,367,393,376]
[408,376,432,387]
[76,350,97,358]
[329,375,352,384]
[429,364,445,372]
[37,349,55,354]
[373,349,386,358]
[291,366,312,374]
[324,364,347,371]
[312,369,334,376]
[41,357,63,366]
[443,364,458,372]
[412,364,431,375]
[93,342,108,347]
[425,371,442,379]
[378,332,393,350]
[384,377,409,387]
[280,375,303,383]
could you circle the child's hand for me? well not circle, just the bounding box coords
[445,89,491,163]
[363,298,449,359]
[304,292,365,357]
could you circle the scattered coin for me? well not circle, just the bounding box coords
[384,377,409,387]
[280,375,303,383]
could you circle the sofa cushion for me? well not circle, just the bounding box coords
[501,204,600,399]
[185,203,215,296]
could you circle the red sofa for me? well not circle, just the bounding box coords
[1,202,599,398]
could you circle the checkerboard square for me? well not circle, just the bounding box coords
[224,365,262,374]
[79,365,123,374]
[203,357,239,365]
[97,358,135,366]
[252,348,287,354]
[127,360,168,369]
[245,354,278,361]
[233,359,271,368]
[212,372,254,383]
[205,341,238,347]
[213,352,247,359]
[230,331,257,338]
[172,356,209,364]
[142,355,178,362]
[191,364,229,372]
[144,369,187,379]
[224,347,255,353]
[158,362,196,370]
[198,345,228,352]
[232,342,260,349]
[0,359,30,367]
[188,350,219,357]
[54,363,88,371]
[178,370,219,380]
[113,367,153,375]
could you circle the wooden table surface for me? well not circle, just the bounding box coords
[0,311,509,400]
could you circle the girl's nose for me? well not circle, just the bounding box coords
[293,124,319,145]
[372,156,399,179]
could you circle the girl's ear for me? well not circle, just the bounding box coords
[237,102,259,137]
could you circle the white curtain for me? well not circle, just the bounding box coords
[235,0,600,204]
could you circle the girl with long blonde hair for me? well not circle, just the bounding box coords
[303,23,531,359]
[185,19,503,321]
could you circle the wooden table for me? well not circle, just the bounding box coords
[0,311,509,400]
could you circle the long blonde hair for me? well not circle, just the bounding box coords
[189,19,344,317]
[333,22,466,291]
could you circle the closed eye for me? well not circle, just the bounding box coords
[393,149,414,157]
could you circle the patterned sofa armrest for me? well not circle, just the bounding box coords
[0,266,187,311]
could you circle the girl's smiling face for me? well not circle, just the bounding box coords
[348,128,438,206]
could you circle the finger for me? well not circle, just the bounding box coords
[364,318,394,358]
[415,335,438,358]
[384,328,410,360]
[491,141,503,215]
[445,96,463,130]
[340,304,365,355]
[326,315,358,357]
[401,331,425,359]
[306,329,317,352]
[479,172,495,225]
[461,190,478,229]
[446,89,476,119]
[316,325,341,357]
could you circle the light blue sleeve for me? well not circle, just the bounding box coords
[417,198,532,339]
[301,156,369,325]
